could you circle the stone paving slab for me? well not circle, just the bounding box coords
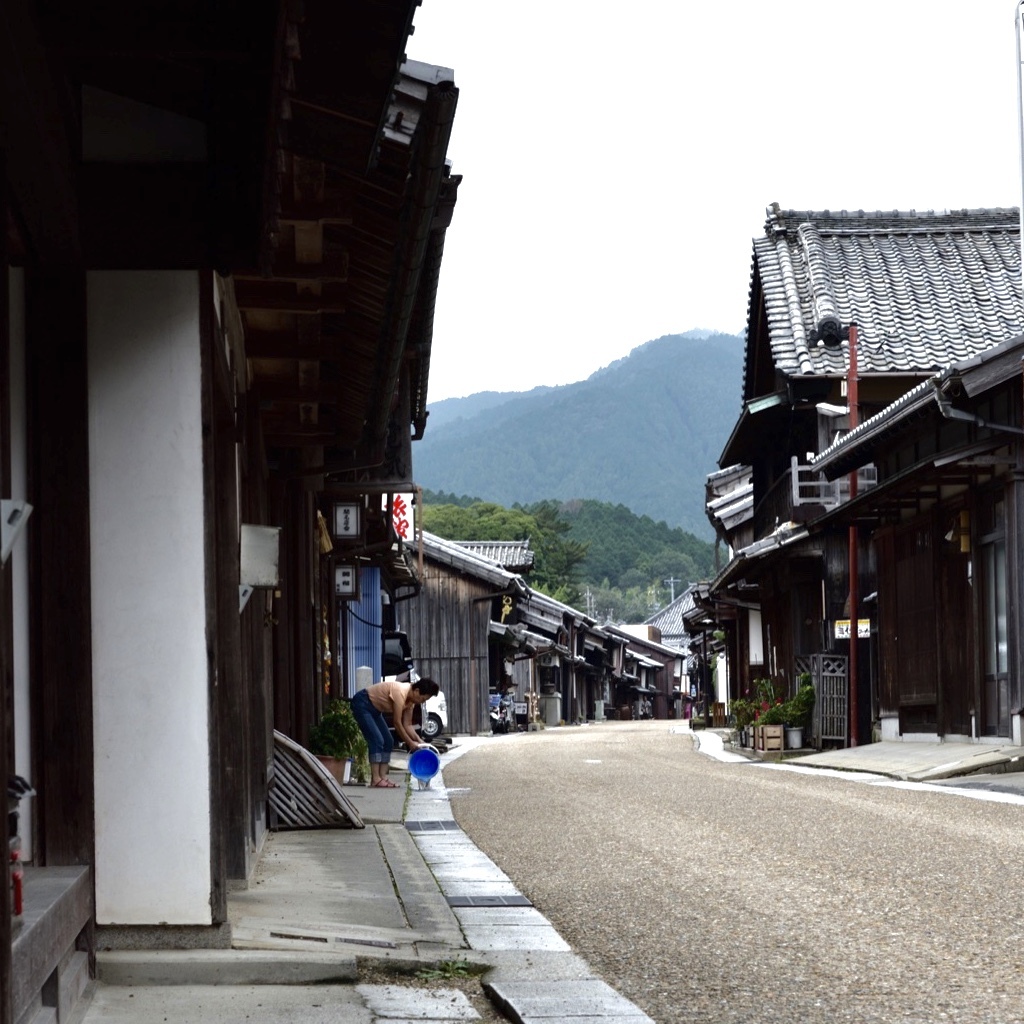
[356,984,480,1020]
[428,864,512,883]
[433,880,522,898]
[457,924,570,952]
[452,906,551,927]
[485,979,654,1022]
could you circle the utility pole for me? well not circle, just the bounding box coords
[664,576,680,602]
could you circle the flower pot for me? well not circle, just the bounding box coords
[785,726,804,750]
[757,724,783,751]
[315,754,353,785]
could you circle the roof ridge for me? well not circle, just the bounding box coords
[798,221,842,338]
[766,204,1019,236]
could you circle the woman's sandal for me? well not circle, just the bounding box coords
[372,778,397,788]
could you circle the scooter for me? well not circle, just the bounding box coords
[489,692,510,733]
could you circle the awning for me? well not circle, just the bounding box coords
[709,523,809,594]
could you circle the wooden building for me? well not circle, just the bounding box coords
[811,336,1024,742]
[1,5,461,1022]
[605,626,686,720]
[706,206,1023,744]
[399,532,530,735]
[401,532,625,731]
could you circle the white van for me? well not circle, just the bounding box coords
[382,631,448,740]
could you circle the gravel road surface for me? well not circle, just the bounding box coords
[444,721,1024,1024]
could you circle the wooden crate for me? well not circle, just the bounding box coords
[755,724,784,751]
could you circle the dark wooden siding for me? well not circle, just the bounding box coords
[398,563,492,735]
[876,527,899,714]
[26,268,95,867]
[936,505,974,736]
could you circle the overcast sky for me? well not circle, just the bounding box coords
[409,1,1023,401]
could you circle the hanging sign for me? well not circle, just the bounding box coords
[332,502,361,539]
[334,564,359,599]
[384,493,414,542]
[834,618,870,639]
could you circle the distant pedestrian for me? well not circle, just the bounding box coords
[351,678,440,788]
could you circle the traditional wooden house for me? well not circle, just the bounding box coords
[516,590,619,726]
[708,205,1024,745]
[2,5,460,1022]
[605,626,686,720]
[400,532,531,735]
[811,334,1024,743]
[401,532,622,731]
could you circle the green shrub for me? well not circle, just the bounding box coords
[309,699,369,780]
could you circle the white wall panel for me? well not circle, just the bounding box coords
[9,268,33,859]
[88,271,211,924]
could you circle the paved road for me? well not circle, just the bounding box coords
[443,721,1024,1024]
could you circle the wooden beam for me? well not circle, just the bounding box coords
[234,252,349,283]
[254,380,343,403]
[277,196,353,225]
[234,283,345,314]
[244,329,353,361]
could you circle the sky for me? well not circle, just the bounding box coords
[409,1,1024,402]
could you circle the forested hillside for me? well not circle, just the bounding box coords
[421,492,717,623]
[415,331,743,539]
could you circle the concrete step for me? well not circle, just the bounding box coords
[96,949,359,986]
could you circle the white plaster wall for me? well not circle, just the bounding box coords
[748,609,764,667]
[9,269,33,860]
[88,272,212,924]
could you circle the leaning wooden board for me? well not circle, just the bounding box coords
[269,729,364,829]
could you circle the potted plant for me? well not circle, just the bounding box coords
[308,699,369,784]
[730,696,759,747]
[782,675,815,750]
[751,677,786,750]
[753,698,787,751]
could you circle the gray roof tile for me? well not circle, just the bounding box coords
[453,539,534,571]
[753,206,1024,378]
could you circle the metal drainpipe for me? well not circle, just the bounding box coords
[1017,2,1024,293]
[848,323,860,746]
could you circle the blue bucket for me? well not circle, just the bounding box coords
[408,746,440,784]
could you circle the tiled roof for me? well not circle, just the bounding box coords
[752,205,1024,378]
[604,624,685,661]
[420,531,528,593]
[453,539,535,571]
[644,591,690,639]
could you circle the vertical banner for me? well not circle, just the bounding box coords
[385,492,414,543]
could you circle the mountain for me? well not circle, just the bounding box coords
[415,332,744,538]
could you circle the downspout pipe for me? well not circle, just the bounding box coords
[1016,1,1024,293]
[934,389,1024,436]
[848,324,860,747]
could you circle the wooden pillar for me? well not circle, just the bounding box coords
[0,146,13,1024]
[26,268,94,868]
[1006,461,1024,734]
